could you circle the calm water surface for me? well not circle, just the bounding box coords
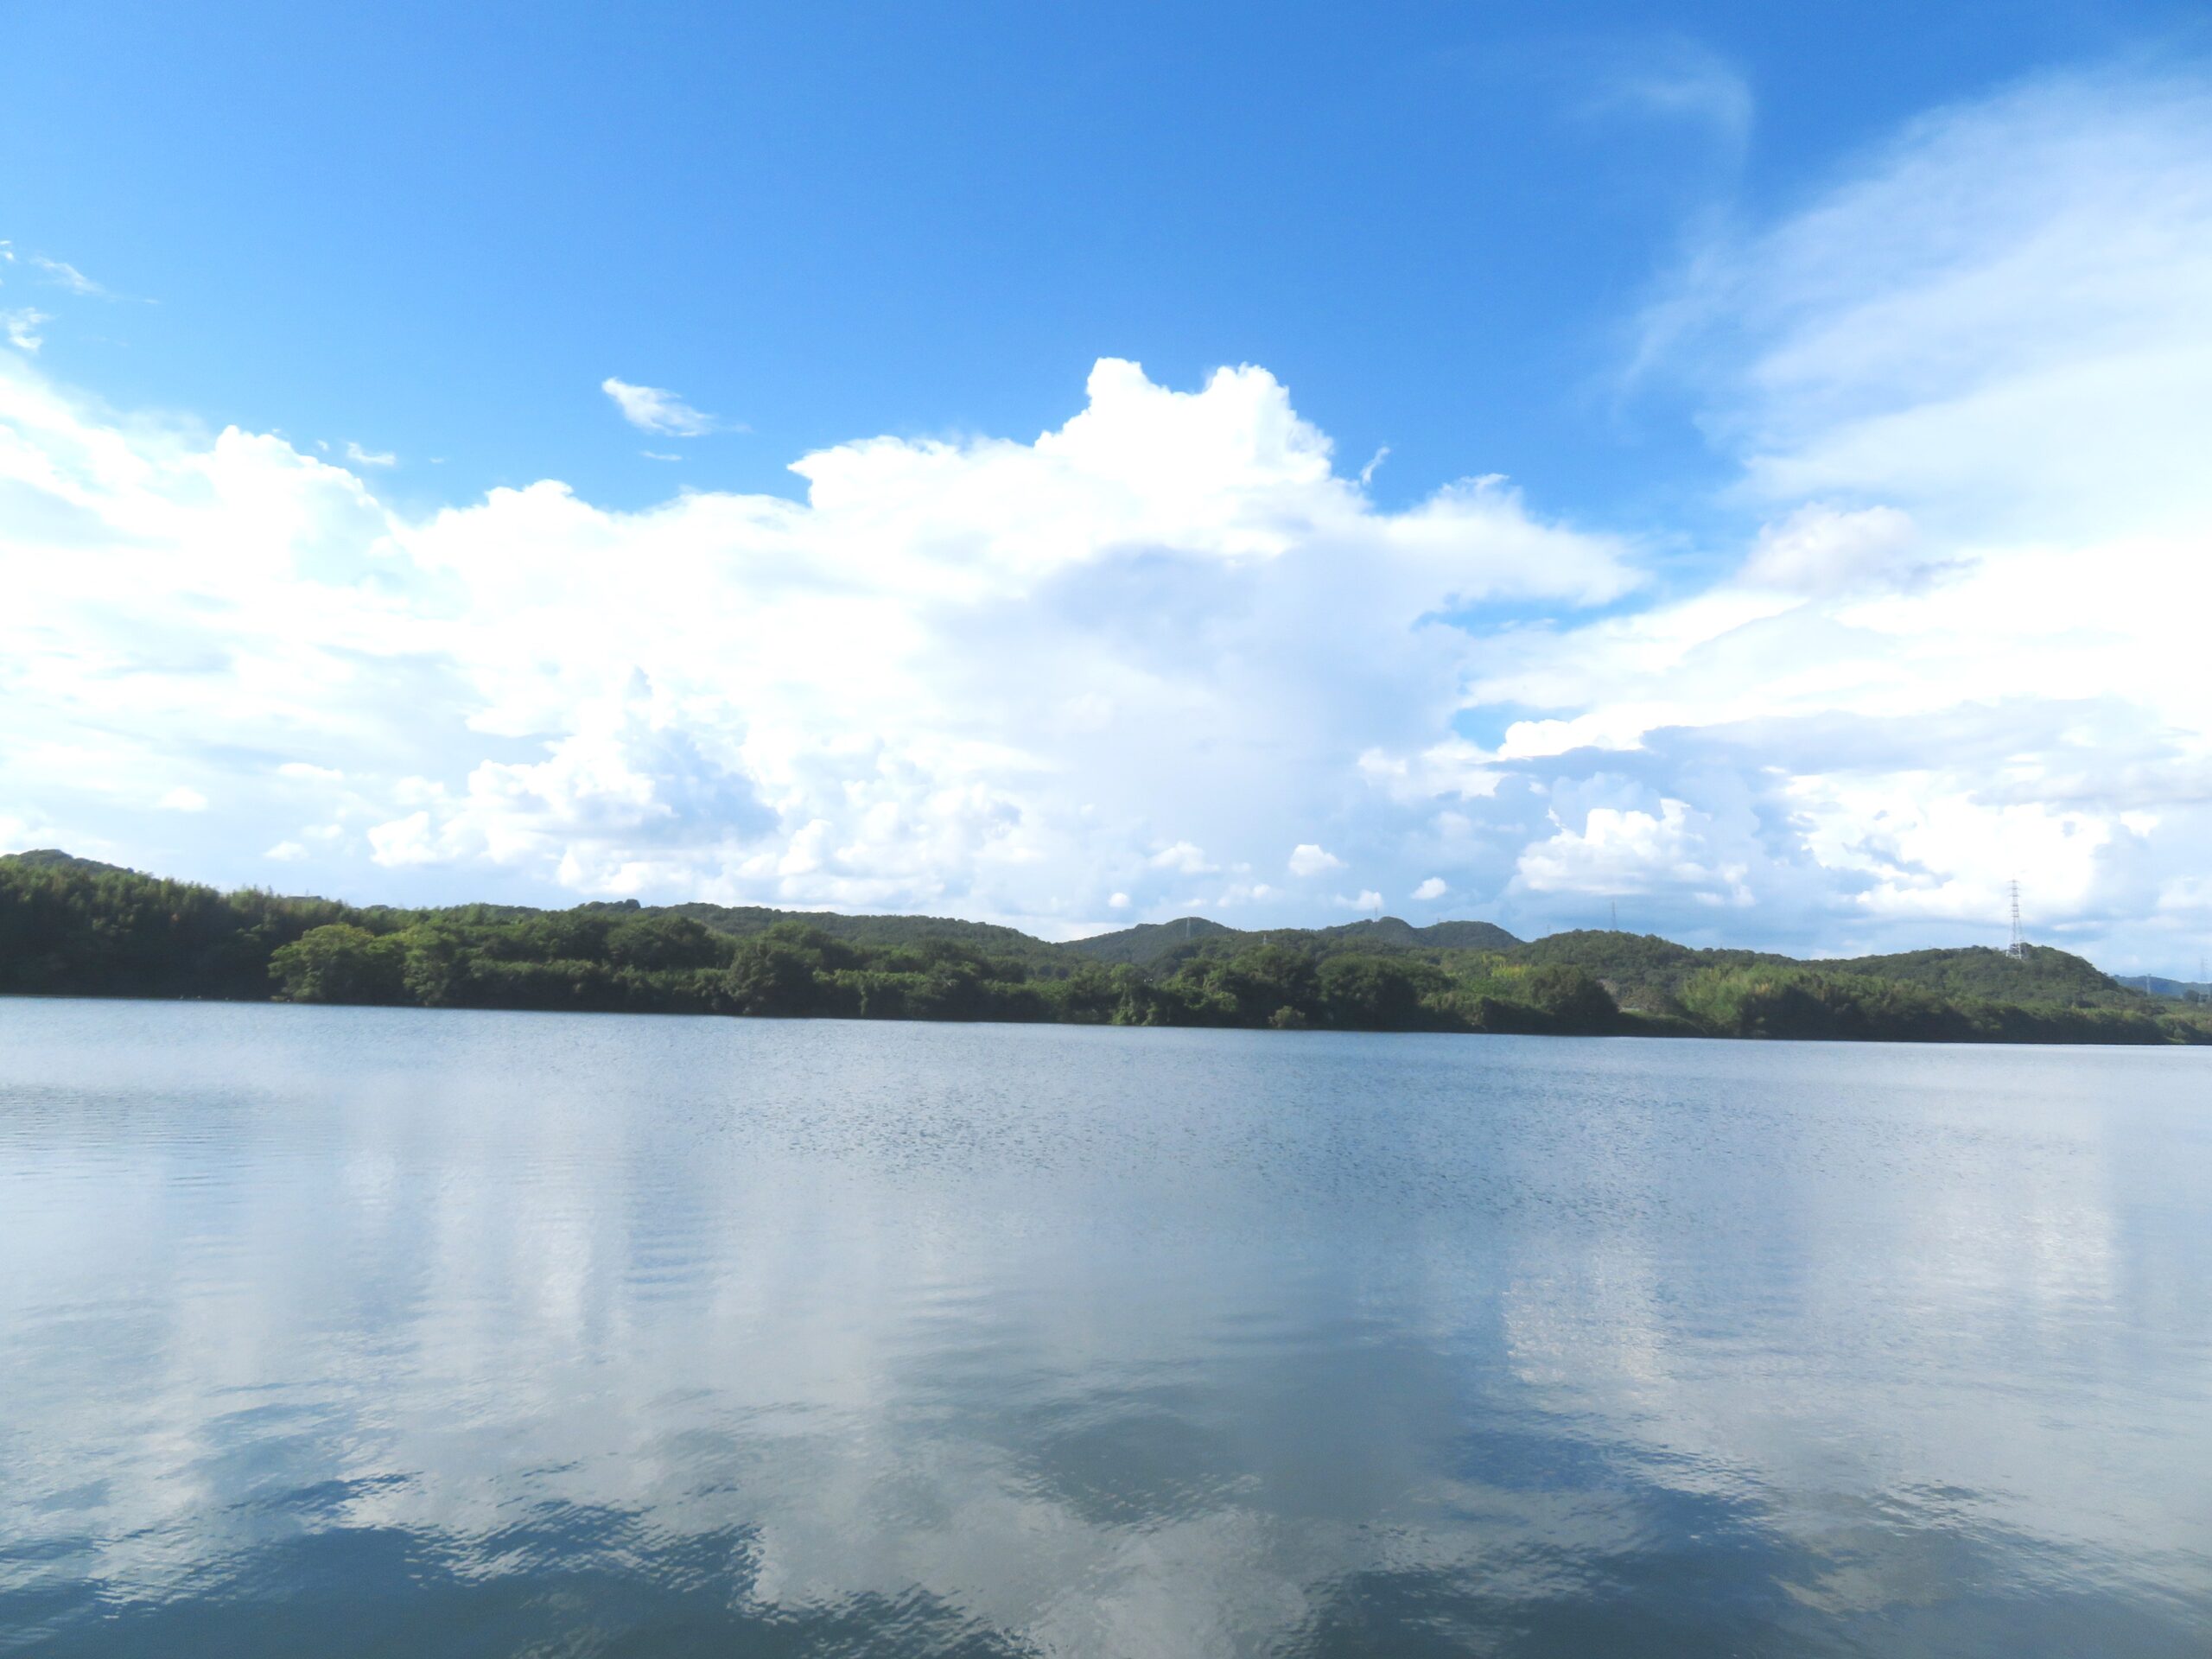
[2,1000,2208,1656]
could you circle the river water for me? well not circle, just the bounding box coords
[2,998,2207,1656]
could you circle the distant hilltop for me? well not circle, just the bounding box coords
[2116,972,2211,1001]
[4,849,2208,1046]
[1060,912,1522,966]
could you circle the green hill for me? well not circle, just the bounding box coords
[1066,913,1520,968]
[1824,944,2147,1009]
[1319,917,1522,952]
[2115,974,2209,1002]
[1502,930,1783,1009]
[2,849,2203,1046]
[1063,916,1244,966]
[5,848,139,877]
[663,900,1066,965]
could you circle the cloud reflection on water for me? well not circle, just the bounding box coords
[2,1003,2208,1656]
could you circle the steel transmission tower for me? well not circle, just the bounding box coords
[2007,880,2026,961]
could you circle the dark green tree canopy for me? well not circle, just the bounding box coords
[3,853,2202,1046]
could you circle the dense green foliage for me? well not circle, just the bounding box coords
[0,853,361,1001]
[1063,912,1518,968]
[1675,963,2186,1045]
[3,851,2207,1045]
[1821,944,2147,1007]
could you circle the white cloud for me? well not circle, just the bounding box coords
[1643,70,2212,543]
[1582,39,1754,158]
[601,378,726,437]
[366,681,772,893]
[159,787,208,813]
[1148,842,1217,875]
[1738,504,1937,595]
[9,66,2212,975]
[1436,66,2212,963]
[3,308,49,353]
[1412,876,1447,901]
[30,256,104,296]
[264,840,307,861]
[1334,889,1384,912]
[345,442,397,468]
[1287,843,1344,877]
[0,350,1634,931]
[1515,794,1753,909]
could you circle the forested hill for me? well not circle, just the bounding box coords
[658,899,1066,966]
[1060,913,1522,967]
[2,849,2206,1046]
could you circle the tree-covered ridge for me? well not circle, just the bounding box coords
[1064,913,1520,968]
[2,851,2207,1045]
[1821,944,2145,1007]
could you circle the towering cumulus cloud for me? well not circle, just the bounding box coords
[2,71,2209,963]
[0,356,1633,933]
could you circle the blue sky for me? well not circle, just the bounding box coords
[5,2,2212,969]
[10,0,2190,518]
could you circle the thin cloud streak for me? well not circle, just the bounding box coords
[601,377,734,437]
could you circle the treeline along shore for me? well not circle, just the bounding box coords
[3,849,2207,1045]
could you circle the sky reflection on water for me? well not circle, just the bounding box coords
[2,1001,2208,1656]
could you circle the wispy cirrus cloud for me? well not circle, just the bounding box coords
[1639,69,2212,540]
[1580,37,1754,157]
[601,377,734,437]
[3,308,49,353]
[29,255,106,297]
[1458,66,2212,958]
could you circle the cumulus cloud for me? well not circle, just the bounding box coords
[159,787,209,812]
[1147,842,1217,875]
[0,352,1634,933]
[1516,792,1752,908]
[601,378,726,437]
[8,70,2212,969]
[345,441,397,468]
[367,679,775,893]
